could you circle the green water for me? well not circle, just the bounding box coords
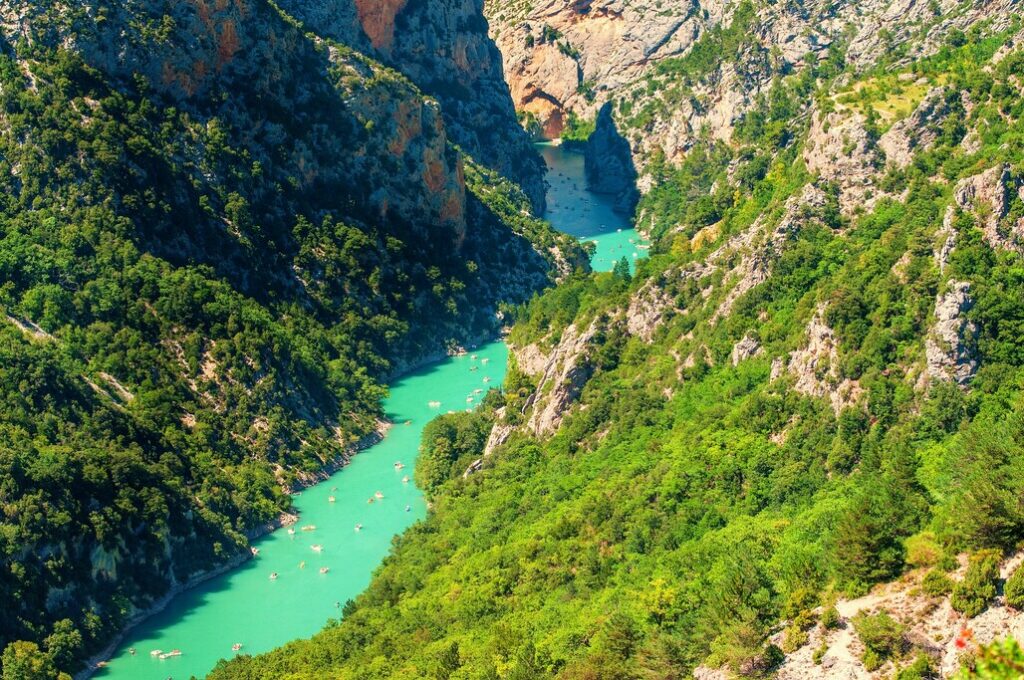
[95,343,508,680]
[94,141,645,680]
[538,142,648,272]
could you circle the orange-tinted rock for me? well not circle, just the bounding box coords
[354,0,408,50]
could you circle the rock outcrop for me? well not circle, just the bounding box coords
[524,320,601,435]
[878,87,955,169]
[276,0,548,211]
[786,311,864,414]
[925,281,978,386]
[584,102,638,213]
[769,551,1024,679]
[953,164,1024,252]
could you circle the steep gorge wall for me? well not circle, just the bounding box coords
[275,0,548,211]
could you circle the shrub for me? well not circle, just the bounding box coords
[960,637,1024,678]
[820,605,841,630]
[896,654,938,679]
[921,569,953,596]
[781,625,809,653]
[812,642,828,665]
[852,610,905,671]
[951,550,1002,618]
[1005,565,1024,609]
[906,532,943,568]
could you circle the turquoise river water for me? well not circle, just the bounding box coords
[95,143,645,680]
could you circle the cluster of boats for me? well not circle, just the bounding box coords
[149,649,182,660]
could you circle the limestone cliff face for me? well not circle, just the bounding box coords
[274,0,548,211]
[486,0,1020,186]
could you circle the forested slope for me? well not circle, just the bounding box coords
[0,0,584,675]
[211,12,1024,680]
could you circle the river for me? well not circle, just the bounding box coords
[95,143,644,680]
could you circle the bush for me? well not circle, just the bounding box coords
[820,605,842,630]
[812,642,828,665]
[781,625,809,653]
[951,550,1002,618]
[852,610,905,671]
[906,532,943,568]
[921,569,953,596]
[1004,565,1024,609]
[896,654,938,679]
[960,638,1024,678]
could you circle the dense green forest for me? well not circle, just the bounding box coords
[211,20,1024,680]
[0,1,584,675]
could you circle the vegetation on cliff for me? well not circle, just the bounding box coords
[0,1,583,675]
[211,18,1024,680]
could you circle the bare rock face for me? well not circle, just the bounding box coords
[275,0,548,211]
[954,164,1024,252]
[878,87,954,169]
[731,334,763,366]
[925,281,978,386]
[525,320,601,435]
[804,109,883,215]
[787,311,864,413]
[585,102,638,213]
[714,184,829,319]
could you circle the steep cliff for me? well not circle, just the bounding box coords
[211,9,1024,680]
[0,0,583,674]
[274,0,549,211]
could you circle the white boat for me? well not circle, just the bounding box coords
[354,524,362,531]
[375,491,384,499]
[150,650,163,657]
[481,358,490,364]
[287,528,295,535]
[428,400,441,408]
[402,475,410,483]
[311,544,323,553]
[482,377,491,383]
[250,547,259,556]
[301,525,316,531]
[269,572,278,580]
[232,644,243,652]
[328,496,336,503]
[159,649,182,659]
[319,567,330,574]
[466,397,474,403]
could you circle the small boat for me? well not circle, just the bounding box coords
[301,525,316,531]
[300,561,305,569]
[159,649,182,659]
[319,567,330,574]
[232,644,243,652]
[375,491,384,499]
[269,572,278,580]
[394,461,405,470]
[405,505,411,512]
[129,648,136,656]
[466,397,474,403]
[328,496,336,503]
[150,650,163,657]
[402,475,410,483]
[331,486,338,491]
[354,524,362,531]
[428,400,441,408]
[471,355,478,360]
[469,366,478,372]
[311,544,323,553]
[404,420,412,426]
[367,497,375,504]
[481,358,490,364]
[287,528,295,536]
[250,547,259,556]
[482,377,491,383]
[473,389,482,394]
